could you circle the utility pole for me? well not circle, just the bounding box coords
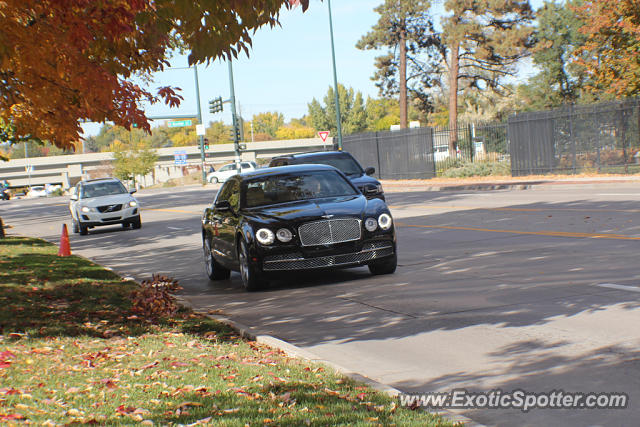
[327,0,343,150]
[227,59,241,164]
[194,65,206,184]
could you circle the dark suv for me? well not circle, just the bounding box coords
[268,151,385,200]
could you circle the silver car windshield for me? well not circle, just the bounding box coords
[80,182,127,199]
[244,170,358,208]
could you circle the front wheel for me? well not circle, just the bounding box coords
[368,253,397,275]
[131,216,142,229]
[204,236,230,280]
[78,222,88,235]
[209,176,218,184]
[238,239,267,291]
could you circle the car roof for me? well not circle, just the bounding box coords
[80,178,121,184]
[239,164,339,180]
[274,150,348,160]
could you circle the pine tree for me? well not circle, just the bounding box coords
[442,0,534,154]
[356,0,440,128]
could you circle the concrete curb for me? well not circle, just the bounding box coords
[175,296,484,427]
[381,177,640,193]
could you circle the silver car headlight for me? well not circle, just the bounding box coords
[256,228,275,245]
[378,213,392,230]
[81,206,91,213]
[129,200,137,207]
[364,217,378,232]
[276,228,293,243]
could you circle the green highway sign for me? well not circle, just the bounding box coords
[168,120,193,128]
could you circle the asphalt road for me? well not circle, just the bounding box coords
[2,182,639,427]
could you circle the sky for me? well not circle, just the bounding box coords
[81,0,545,137]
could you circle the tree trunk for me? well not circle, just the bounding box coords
[399,28,408,129]
[448,43,459,156]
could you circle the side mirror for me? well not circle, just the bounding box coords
[70,194,78,201]
[215,200,232,212]
[363,183,378,197]
[365,167,376,176]
[129,188,137,194]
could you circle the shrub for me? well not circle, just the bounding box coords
[442,161,511,178]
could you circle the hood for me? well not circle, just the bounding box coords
[79,194,135,207]
[348,173,381,189]
[245,195,367,224]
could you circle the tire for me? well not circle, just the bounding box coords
[203,236,230,280]
[238,239,266,291]
[131,216,142,229]
[72,219,79,234]
[209,176,219,184]
[368,253,397,275]
[79,222,88,235]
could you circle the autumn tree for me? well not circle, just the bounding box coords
[576,0,640,98]
[0,0,308,150]
[111,139,158,187]
[252,112,285,138]
[356,0,441,127]
[442,0,534,154]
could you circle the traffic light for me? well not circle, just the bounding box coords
[209,97,223,114]
[203,138,209,150]
[229,123,241,142]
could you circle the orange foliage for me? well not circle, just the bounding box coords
[0,0,308,149]
[576,0,640,98]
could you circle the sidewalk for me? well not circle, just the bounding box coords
[380,174,640,192]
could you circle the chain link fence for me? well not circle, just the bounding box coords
[508,99,640,176]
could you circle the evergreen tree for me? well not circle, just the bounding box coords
[357,0,441,127]
[307,85,367,136]
[442,0,534,153]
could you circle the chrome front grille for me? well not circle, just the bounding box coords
[298,218,361,246]
[263,242,394,271]
[97,204,123,213]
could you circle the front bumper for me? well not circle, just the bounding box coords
[262,240,394,271]
[79,208,139,226]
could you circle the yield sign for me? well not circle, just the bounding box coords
[318,131,330,142]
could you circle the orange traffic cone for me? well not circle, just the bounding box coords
[58,223,71,257]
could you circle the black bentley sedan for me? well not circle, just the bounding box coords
[202,164,397,291]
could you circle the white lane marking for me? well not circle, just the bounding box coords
[595,193,640,196]
[167,227,182,230]
[597,283,640,293]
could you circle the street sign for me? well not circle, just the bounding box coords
[196,124,205,136]
[168,120,193,128]
[318,131,330,142]
[174,150,187,165]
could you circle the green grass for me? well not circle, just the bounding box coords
[0,237,454,426]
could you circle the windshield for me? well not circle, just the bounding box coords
[80,181,127,199]
[244,170,358,208]
[295,155,363,176]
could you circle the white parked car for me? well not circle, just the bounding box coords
[69,178,140,235]
[26,186,48,198]
[207,161,257,183]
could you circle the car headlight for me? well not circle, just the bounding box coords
[364,217,378,232]
[256,228,275,245]
[81,206,91,213]
[129,200,137,207]
[378,213,392,230]
[276,228,293,243]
